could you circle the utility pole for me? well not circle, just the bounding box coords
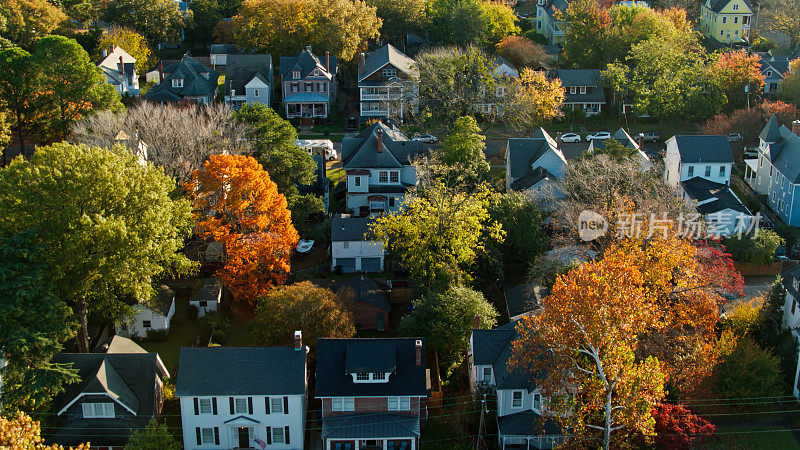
[476,393,487,450]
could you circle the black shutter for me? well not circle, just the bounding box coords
[265,396,271,414]
[266,426,272,444]
[195,427,201,445]
[193,398,199,415]
[283,396,289,414]
[212,397,218,415]
[229,397,235,414]
[285,426,291,445]
[248,397,253,414]
[214,427,220,445]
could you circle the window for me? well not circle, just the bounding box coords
[538,20,542,29]
[142,320,151,328]
[199,301,207,307]
[234,397,248,414]
[356,372,370,380]
[390,171,399,183]
[343,241,349,249]
[569,86,577,94]
[389,197,395,207]
[318,82,325,92]
[379,171,389,183]
[705,166,711,177]
[743,15,749,24]
[322,83,327,92]
[482,367,492,382]
[291,83,299,93]
[767,70,773,78]
[354,176,361,186]
[293,71,300,79]
[511,391,523,408]
[722,16,726,23]
[201,427,215,444]
[720,166,726,177]
[372,372,386,380]
[305,83,313,91]
[734,16,738,23]
[271,397,284,414]
[580,86,587,94]
[733,3,738,9]
[382,67,397,77]
[272,427,285,444]
[388,397,411,411]
[82,402,114,418]
[721,30,724,36]
[793,299,796,315]
[332,397,354,411]
[688,166,694,177]
[735,30,739,36]
[254,89,259,97]
[496,85,505,97]
[171,78,183,88]
[533,393,542,411]
[199,398,213,414]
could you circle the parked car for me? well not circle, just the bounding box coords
[345,118,358,132]
[642,131,660,143]
[743,147,759,159]
[586,131,612,141]
[727,133,743,142]
[412,134,438,144]
[561,132,581,143]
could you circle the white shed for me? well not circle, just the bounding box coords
[116,285,176,338]
[190,278,223,317]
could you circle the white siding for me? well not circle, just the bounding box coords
[116,301,174,338]
[331,240,385,272]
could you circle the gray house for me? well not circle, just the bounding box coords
[547,69,606,116]
[224,54,273,110]
[143,55,219,105]
[330,213,384,273]
[358,43,419,122]
[758,48,800,94]
[505,128,567,195]
[751,116,800,225]
[279,46,337,119]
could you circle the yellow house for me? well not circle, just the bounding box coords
[699,0,753,44]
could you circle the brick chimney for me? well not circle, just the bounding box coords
[415,340,422,366]
[474,314,480,329]
[325,50,330,73]
[360,52,366,74]
[376,128,383,153]
[158,60,163,83]
[793,120,800,137]
[294,330,302,351]
[119,56,124,76]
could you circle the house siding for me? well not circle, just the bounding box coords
[321,397,422,417]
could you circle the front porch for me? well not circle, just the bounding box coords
[286,102,328,119]
[326,438,414,450]
[322,413,420,450]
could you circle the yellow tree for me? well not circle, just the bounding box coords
[98,27,154,75]
[186,154,299,304]
[507,68,564,135]
[0,412,87,449]
[232,0,316,57]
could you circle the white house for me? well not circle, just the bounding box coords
[469,321,564,448]
[505,129,568,198]
[189,278,222,317]
[98,46,139,96]
[116,285,175,338]
[664,135,753,237]
[223,53,272,110]
[175,335,308,450]
[331,214,384,273]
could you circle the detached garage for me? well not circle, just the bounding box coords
[336,258,357,273]
[330,214,385,274]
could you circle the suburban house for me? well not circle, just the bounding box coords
[469,322,564,449]
[341,121,424,215]
[664,135,753,236]
[209,44,238,68]
[336,276,391,331]
[505,129,568,196]
[475,57,518,116]
[699,0,753,44]
[142,55,219,105]
[547,69,606,116]
[48,340,170,449]
[537,0,570,45]
[116,285,176,339]
[189,278,223,317]
[588,127,652,168]
[279,46,337,119]
[330,213,385,273]
[315,338,430,450]
[749,116,800,225]
[223,53,273,109]
[503,283,547,321]
[98,45,139,96]
[358,43,419,122]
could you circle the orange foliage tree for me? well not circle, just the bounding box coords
[186,154,299,304]
[712,51,766,110]
[495,35,547,69]
[0,412,87,449]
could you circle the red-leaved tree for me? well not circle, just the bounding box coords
[653,403,715,449]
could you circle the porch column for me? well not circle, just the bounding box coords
[382,439,388,450]
[410,438,415,450]
[355,440,360,450]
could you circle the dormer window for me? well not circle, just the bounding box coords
[382,67,397,78]
[172,78,184,88]
[356,372,370,381]
[580,86,587,94]
[372,372,386,380]
[733,3,738,9]
[293,70,300,79]
[352,372,390,383]
[82,402,114,418]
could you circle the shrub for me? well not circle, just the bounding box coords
[723,229,783,264]
[714,336,783,399]
[145,328,169,341]
[187,304,199,320]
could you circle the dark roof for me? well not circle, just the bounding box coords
[546,0,570,18]
[210,44,238,54]
[143,55,219,102]
[547,69,601,87]
[760,55,790,78]
[190,278,221,303]
[341,121,424,169]
[102,335,148,354]
[497,411,561,436]
[681,177,750,214]
[760,124,800,184]
[279,46,337,79]
[225,54,272,95]
[315,338,429,397]
[322,412,421,439]
[782,264,800,301]
[510,166,553,191]
[471,321,538,390]
[563,86,606,104]
[338,276,391,311]
[504,283,548,318]
[707,0,751,13]
[506,131,562,181]
[672,135,733,164]
[331,214,376,241]
[358,44,418,82]
[145,285,174,316]
[761,115,782,143]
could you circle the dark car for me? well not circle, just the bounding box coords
[642,131,660,143]
[345,118,358,132]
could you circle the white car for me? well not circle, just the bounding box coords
[586,131,612,141]
[561,132,581,143]
[412,134,438,144]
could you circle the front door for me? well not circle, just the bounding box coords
[376,312,385,331]
[238,427,250,448]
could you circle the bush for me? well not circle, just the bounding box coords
[524,29,549,45]
[145,328,169,341]
[162,378,175,401]
[774,223,800,248]
[723,229,783,264]
[187,304,199,320]
[203,311,231,338]
[714,335,783,399]
[210,330,227,345]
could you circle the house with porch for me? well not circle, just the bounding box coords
[175,337,308,450]
[469,322,564,449]
[331,214,385,273]
[341,121,424,216]
[358,44,419,122]
[279,46,337,119]
[750,116,800,225]
[223,53,273,109]
[98,45,139,96]
[505,129,568,198]
[699,0,753,44]
[315,338,430,450]
[536,0,570,45]
[48,341,170,449]
[547,69,606,116]
[142,55,219,105]
[116,285,176,338]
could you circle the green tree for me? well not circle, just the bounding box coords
[0,46,46,154]
[0,0,66,47]
[434,115,490,183]
[714,335,783,399]
[367,0,426,44]
[426,0,518,46]
[0,232,79,415]
[486,191,549,274]
[251,281,355,357]
[563,0,610,68]
[98,26,154,75]
[585,138,639,160]
[187,0,222,50]
[104,0,188,45]
[0,142,195,352]
[124,419,181,450]
[232,0,315,57]
[310,0,381,62]
[723,229,783,264]
[400,285,498,375]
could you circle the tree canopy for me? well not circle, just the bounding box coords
[98,26,154,74]
[426,0,519,46]
[366,0,427,43]
[124,419,181,450]
[433,115,490,183]
[104,0,188,45]
[507,68,565,134]
[0,0,66,47]
[0,412,87,449]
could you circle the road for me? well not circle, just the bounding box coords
[720,276,777,315]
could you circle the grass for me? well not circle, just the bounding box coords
[707,424,800,449]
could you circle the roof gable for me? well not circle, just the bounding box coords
[342,121,424,169]
[358,44,418,82]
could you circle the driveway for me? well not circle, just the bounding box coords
[721,276,776,314]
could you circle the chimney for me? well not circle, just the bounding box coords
[415,340,422,366]
[793,120,800,137]
[119,56,124,76]
[158,61,164,84]
[102,48,108,58]
[474,314,480,329]
[360,52,366,74]
[306,45,312,53]
[294,330,302,351]
[376,128,383,152]
[325,50,330,72]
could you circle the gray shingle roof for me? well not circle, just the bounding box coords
[547,69,601,87]
[707,0,751,13]
[315,338,429,397]
[341,121,424,169]
[504,283,548,318]
[345,340,397,373]
[225,53,272,95]
[761,124,800,184]
[279,46,337,79]
[210,44,238,55]
[190,278,221,303]
[358,44,418,82]
[681,177,750,214]
[331,214,375,241]
[497,411,561,436]
[672,135,733,163]
[761,115,782,143]
[143,55,219,102]
[322,412,421,439]
[338,276,391,311]
[506,131,561,181]
[175,346,306,396]
[471,321,539,391]
[782,264,800,301]
[510,166,552,191]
